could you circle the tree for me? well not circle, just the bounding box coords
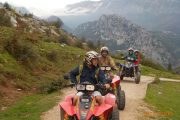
[168,63,172,71]
[87,40,95,49]
[97,39,101,49]
[50,19,63,28]
[3,2,11,10]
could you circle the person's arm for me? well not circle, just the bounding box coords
[69,66,80,84]
[109,57,118,70]
[98,69,106,84]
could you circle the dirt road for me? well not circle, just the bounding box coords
[41,76,155,120]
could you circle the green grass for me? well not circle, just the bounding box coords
[145,82,180,120]
[141,65,180,80]
[0,92,60,120]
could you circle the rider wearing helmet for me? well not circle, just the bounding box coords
[124,47,137,62]
[134,50,141,65]
[70,51,109,105]
[99,46,118,70]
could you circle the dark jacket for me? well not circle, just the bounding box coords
[70,63,106,84]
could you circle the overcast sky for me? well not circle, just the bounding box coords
[0,0,101,17]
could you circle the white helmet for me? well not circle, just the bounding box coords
[134,50,139,53]
[128,47,134,51]
[85,51,99,65]
[100,46,109,53]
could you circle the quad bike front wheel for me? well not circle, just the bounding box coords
[60,108,77,120]
[135,71,141,84]
[109,107,120,120]
[117,87,125,110]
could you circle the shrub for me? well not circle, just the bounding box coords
[46,50,58,62]
[74,40,83,48]
[152,76,160,84]
[23,13,33,18]
[141,58,165,71]
[49,19,63,28]
[3,2,11,10]
[0,9,12,27]
[59,34,69,44]
[87,40,95,49]
[4,39,38,64]
[40,77,67,94]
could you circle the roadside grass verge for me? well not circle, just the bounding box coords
[0,92,60,120]
[145,81,180,120]
[141,65,180,80]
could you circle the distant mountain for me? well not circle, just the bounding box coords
[151,31,180,67]
[46,15,73,33]
[59,0,180,32]
[74,14,173,67]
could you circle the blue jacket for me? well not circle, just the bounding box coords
[70,63,106,84]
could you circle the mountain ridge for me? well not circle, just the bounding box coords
[74,14,173,67]
[59,0,180,32]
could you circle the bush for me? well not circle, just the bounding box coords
[4,39,38,64]
[46,50,58,62]
[152,76,160,84]
[59,34,69,44]
[141,58,165,71]
[49,19,63,28]
[40,77,67,94]
[74,40,83,48]
[23,13,33,18]
[87,40,95,49]
[3,2,11,10]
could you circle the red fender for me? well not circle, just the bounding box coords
[59,94,75,116]
[86,103,113,120]
[111,75,120,88]
[104,93,116,106]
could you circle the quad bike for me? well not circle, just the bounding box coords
[59,83,119,120]
[118,57,141,84]
[100,66,125,110]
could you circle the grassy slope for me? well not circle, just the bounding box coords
[145,82,180,120]
[0,43,85,120]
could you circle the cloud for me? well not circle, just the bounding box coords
[0,0,101,17]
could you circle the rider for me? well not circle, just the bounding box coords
[134,50,141,72]
[70,51,110,106]
[124,47,137,62]
[99,46,118,71]
[134,50,141,65]
[118,48,137,71]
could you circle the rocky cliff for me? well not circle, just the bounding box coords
[75,14,173,67]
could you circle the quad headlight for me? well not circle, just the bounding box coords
[76,84,95,91]
[76,84,86,91]
[100,66,111,71]
[86,85,95,91]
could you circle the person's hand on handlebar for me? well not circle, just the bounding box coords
[105,84,110,89]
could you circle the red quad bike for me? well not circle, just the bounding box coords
[100,66,125,110]
[59,83,120,120]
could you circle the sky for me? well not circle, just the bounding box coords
[0,0,101,17]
